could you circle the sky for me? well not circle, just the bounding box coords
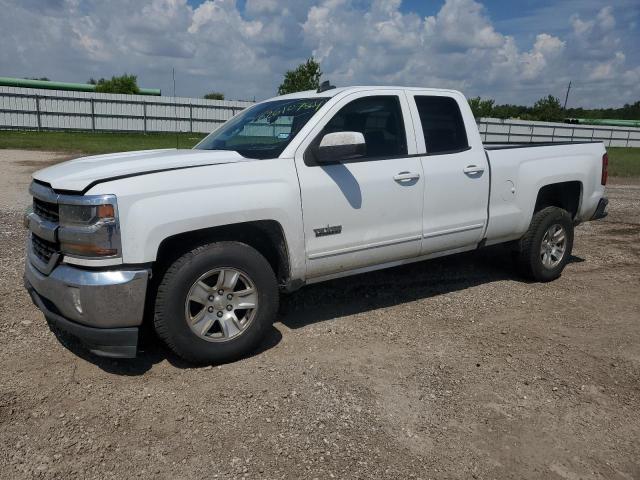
[1,0,639,107]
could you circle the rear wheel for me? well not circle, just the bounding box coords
[154,241,278,364]
[516,206,574,282]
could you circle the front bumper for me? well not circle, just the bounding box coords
[24,260,150,358]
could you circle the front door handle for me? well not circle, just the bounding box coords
[393,171,421,182]
[463,165,485,175]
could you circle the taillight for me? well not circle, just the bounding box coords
[601,153,608,186]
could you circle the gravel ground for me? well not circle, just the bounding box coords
[1,149,639,480]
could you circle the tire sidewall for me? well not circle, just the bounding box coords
[529,208,574,281]
[156,242,278,364]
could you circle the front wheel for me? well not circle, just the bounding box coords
[516,206,574,282]
[154,241,279,364]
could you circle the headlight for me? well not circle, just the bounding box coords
[58,196,121,258]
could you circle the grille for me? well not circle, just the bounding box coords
[33,198,59,222]
[31,234,57,264]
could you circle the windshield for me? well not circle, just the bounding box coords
[195,97,329,159]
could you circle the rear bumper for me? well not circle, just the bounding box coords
[24,260,150,358]
[591,197,609,220]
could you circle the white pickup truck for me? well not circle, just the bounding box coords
[24,85,609,363]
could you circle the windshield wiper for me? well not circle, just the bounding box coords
[236,145,281,151]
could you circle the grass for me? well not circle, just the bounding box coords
[607,147,640,177]
[0,130,206,155]
[0,130,638,177]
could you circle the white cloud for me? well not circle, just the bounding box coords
[423,0,504,51]
[597,6,616,31]
[0,0,638,107]
[519,34,565,80]
[589,51,625,81]
[533,33,566,57]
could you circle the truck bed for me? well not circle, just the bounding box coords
[484,141,603,150]
[483,140,607,246]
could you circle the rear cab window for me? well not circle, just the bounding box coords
[414,96,469,155]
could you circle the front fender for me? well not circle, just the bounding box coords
[87,158,306,281]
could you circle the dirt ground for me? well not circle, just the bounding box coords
[1,149,639,480]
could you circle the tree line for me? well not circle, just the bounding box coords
[468,95,640,122]
[31,63,639,122]
[80,59,323,99]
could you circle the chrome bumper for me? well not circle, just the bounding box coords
[24,260,150,358]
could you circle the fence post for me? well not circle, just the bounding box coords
[551,126,555,143]
[35,95,41,131]
[507,123,511,143]
[189,103,193,133]
[143,101,147,133]
[609,129,613,147]
[627,130,631,147]
[90,98,95,131]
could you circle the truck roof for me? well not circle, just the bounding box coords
[267,86,463,102]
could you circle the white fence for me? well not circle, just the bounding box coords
[1,86,639,147]
[477,117,640,148]
[0,86,253,134]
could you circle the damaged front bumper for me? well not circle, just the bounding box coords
[24,259,150,358]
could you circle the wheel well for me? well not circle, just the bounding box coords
[534,181,582,219]
[154,220,290,285]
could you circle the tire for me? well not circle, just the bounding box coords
[154,241,279,364]
[516,206,574,282]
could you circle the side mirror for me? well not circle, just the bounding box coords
[316,131,366,163]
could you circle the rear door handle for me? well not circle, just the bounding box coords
[463,165,485,175]
[393,171,421,182]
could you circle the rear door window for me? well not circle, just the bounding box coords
[414,96,469,154]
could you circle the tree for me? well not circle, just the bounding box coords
[204,91,225,100]
[462,94,640,122]
[277,57,322,95]
[94,74,140,94]
[492,103,531,120]
[532,95,563,122]
[468,97,495,118]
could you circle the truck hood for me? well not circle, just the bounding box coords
[33,149,248,192]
